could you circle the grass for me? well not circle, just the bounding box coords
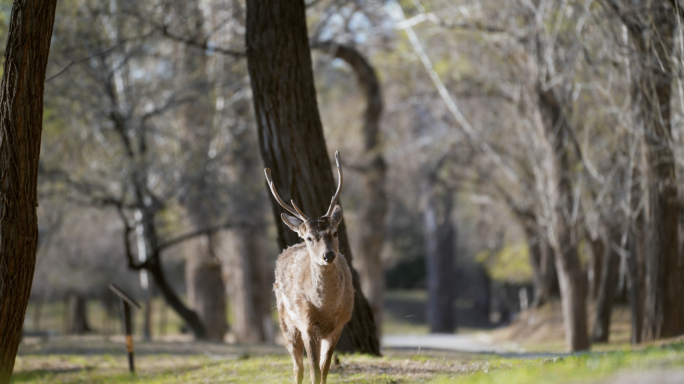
[12,336,684,384]
[17,295,684,383]
[435,343,684,383]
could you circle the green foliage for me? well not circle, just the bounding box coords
[476,242,532,283]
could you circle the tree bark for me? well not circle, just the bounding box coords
[422,177,457,333]
[245,0,380,355]
[591,228,621,343]
[313,42,388,334]
[0,0,58,381]
[64,291,91,335]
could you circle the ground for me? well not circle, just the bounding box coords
[12,335,684,383]
[15,297,684,383]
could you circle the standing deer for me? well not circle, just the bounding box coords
[265,151,354,384]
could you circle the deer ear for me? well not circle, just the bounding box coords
[330,205,343,226]
[281,213,304,233]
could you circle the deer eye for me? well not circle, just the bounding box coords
[333,231,338,238]
[306,237,312,242]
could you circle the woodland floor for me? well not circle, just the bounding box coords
[13,334,684,383]
[14,300,684,383]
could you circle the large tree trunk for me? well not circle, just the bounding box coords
[245,0,380,355]
[592,228,621,342]
[219,228,272,343]
[422,177,457,333]
[538,87,590,351]
[0,0,58,381]
[186,235,227,341]
[313,42,388,334]
[64,291,91,335]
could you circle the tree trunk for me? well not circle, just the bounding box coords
[631,7,684,341]
[64,291,91,335]
[147,254,206,339]
[186,235,227,341]
[245,0,380,355]
[0,0,58,381]
[33,295,43,333]
[521,217,558,307]
[172,0,229,343]
[538,87,590,351]
[586,230,605,301]
[422,177,457,333]
[592,228,621,342]
[219,227,272,343]
[313,42,388,334]
[141,279,153,341]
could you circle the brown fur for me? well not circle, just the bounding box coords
[274,210,354,384]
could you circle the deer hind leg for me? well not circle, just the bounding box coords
[302,332,322,384]
[319,333,340,384]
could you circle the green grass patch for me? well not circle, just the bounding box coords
[431,343,684,383]
[13,337,684,383]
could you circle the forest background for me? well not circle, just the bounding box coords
[2,0,684,375]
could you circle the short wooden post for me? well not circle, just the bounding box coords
[109,284,141,374]
[122,301,135,372]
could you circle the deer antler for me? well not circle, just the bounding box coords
[264,168,310,222]
[324,151,343,218]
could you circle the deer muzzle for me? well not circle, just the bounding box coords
[323,251,336,263]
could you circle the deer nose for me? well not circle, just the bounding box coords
[323,252,336,263]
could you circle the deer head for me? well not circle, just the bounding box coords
[264,151,344,265]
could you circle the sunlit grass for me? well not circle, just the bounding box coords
[431,343,684,384]
[12,340,684,383]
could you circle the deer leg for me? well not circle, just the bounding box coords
[291,333,305,384]
[302,333,322,384]
[284,326,304,384]
[319,333,340,384]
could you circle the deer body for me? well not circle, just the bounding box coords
[265,152,354,384]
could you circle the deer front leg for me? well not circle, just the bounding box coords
[319,333,340,384]
[287,333,305,384]
[302,333,322,384]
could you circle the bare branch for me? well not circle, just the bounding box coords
[156,221,243,252]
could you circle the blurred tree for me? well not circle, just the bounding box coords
[0,0,58,381]
[313,41,388,334]
[246,0,380,354]
[63,291,92,335]
[422,158,457,333]
[604,0,684,341]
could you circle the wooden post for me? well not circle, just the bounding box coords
[122,301,135,373]
[109,284,141,374]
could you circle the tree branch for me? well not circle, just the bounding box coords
[114,204,148,271]
[156,221,245,252]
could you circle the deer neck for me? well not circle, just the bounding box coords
[307,256,345,308]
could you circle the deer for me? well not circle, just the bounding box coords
[264,151,354,384]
